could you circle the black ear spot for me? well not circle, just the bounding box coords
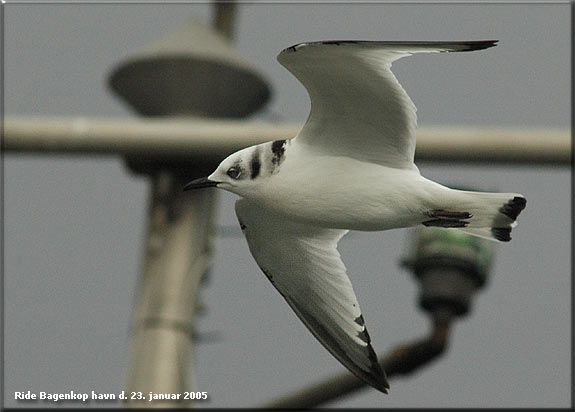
[250,150,261,179]
[271,140,287,166]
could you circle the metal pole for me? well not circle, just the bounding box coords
[214,0,236,40]
[125,172,217,408]
[3,117,570,165]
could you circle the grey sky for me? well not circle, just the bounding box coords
[4,2,571,408]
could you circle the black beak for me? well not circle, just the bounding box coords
[183,177,219,191]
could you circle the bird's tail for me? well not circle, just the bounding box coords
[425,190,527,242]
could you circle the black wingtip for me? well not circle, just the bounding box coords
[360,363,389,394]
[370,371,390,394]
[458,39,499,51]
[375,371,390,394]
[365,343,390,393]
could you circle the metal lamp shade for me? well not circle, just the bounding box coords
[108,19,271,118]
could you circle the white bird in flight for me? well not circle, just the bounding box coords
[184,40,526,393]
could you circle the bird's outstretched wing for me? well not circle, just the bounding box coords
[235,199,389,393]
[277,40,498,169]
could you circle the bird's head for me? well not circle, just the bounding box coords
[184,145,264,197]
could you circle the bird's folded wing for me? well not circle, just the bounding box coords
[277,40,497,169]
[235,199,389,393]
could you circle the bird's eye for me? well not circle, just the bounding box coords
[226,167,241,179]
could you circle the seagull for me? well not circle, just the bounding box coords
[184,40,526,393]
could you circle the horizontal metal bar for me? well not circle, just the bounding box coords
[3,116,570,164]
